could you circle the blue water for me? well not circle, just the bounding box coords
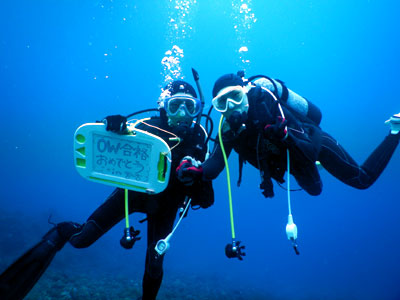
[1,1,400,299]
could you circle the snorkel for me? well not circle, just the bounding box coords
[192,68,213,157]
[192,68,205,125]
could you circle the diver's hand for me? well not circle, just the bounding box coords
[103,115,127,133]
[264,116,288,141]
[176,156,203,185]
[225,241,246,261]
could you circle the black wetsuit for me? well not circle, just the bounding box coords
[68,117,214,300]
[202,85,399,197]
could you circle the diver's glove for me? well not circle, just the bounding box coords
[176,156,203,186]
[103,114,127,133]
[264,116,288,141]
[225,241,246,261]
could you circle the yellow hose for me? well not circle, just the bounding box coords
[125,189,130,229]
[218,116,236,240]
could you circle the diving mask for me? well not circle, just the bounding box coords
[163,94,202,118]
[212,85,249,113]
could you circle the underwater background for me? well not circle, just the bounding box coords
[1,0,400,299]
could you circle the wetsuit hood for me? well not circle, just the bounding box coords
[212,73,244,98]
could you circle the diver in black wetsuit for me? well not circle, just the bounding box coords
[0,80,214,300]
[177,73,400,200]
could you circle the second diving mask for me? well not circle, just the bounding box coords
[212,85,248,113]
[164,95,202,118]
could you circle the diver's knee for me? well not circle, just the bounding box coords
[346,178,371,190]
[146,261,163,279]
[308,188,322,196]
[146,266,163,280]
[145,248,164,278]
[303,181,323,196]
[68,220,103,249]
[353,184,370,190]
[56,222,82,239]
[40,222,83,251]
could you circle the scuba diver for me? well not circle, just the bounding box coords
[177,71,400,201]
[0,80,214,300]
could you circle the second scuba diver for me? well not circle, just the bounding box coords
[177,73,400,258]
[0,80,214,300]
[179,72,400,196]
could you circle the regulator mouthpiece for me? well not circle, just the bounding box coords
[120,226,141,249]
[225,240,246,260]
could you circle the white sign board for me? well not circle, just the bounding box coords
[74,123,171,194]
